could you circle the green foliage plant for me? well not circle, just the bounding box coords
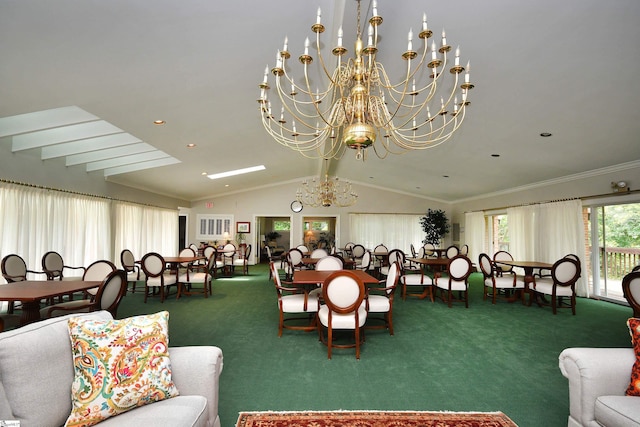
[420,208,450,246]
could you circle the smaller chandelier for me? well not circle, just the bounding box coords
[296,174,358,208]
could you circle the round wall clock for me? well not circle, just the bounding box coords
[290,200,303,213]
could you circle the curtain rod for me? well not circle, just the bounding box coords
[465,188,640,214]
[0,178,175,210]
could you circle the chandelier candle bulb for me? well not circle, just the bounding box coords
[283,36,288,52]
[304,37,310,56]
[442,29,447,46]
[407,29,413,51]
[338,27,343,47]
[431,41,438,60]
[422,13,428,31]
[316,8,321,24]
[373,0,378,17]
[455,47,460,66]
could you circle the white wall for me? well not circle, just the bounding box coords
[186,180,452,264]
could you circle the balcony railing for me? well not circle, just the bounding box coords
[600,247,640,279]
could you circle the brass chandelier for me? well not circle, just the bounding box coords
[296,169,358,208]
[257,0,474,160]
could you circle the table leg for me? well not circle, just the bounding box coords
[19,301,42,325]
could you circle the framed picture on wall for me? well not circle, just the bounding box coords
[236,221,250,233]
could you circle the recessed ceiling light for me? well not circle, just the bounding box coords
[201,172,207,176]
[225,184,229,187]
[540,132,552,137]
[153,120,166,125]
[491,154,500,157]
[207,165,266,180]
[186,143,196,148]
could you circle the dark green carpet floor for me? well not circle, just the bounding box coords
[117,264,633,427]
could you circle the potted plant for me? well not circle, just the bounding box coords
[265,231,281,244]
[420,208,450,247]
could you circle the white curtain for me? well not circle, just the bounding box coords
[537,200,588,297]
[0,183,111,281]
[507,206,537,260]
[464,211,485,264]
[0,183,178,287]
[349,213,423,254]
[507,200,588,297]
[113,201,178,263]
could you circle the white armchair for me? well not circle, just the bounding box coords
[559,347,640,427]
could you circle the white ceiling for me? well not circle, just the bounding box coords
[1,0,639,203]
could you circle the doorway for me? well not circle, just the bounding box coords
[302,216,337,251]
[256,216,292,263]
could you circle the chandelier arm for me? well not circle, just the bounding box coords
[388,106,466,150]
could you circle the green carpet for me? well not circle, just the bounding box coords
[117,264,633,427]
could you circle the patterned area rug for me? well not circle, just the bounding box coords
[236,410,519,426]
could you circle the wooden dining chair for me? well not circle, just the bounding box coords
[350,244,366,262]
[270,262,319,337]
[623,271,640,318]
[83,259,117,299]
[493,250,515,276]
[529,257,580,314]
[478,253,525,304]
[366,261,400,335]
[178,252,218,298]
[445,245,460,259]
[435,254,473,308]
[120,249,144,294]
[41,251,85,281]
[140,252,177,303]
[317,270,367,359]
[233,244,251,275]
[1,254,47,313]
[44,269,127,319]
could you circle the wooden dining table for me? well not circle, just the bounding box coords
[406,257,450,271]
[293,269,379,285]
[0,280,101,325]
[300,257,356,269]
[494,260,553,283]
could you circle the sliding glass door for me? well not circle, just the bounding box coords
[589,203,640,301]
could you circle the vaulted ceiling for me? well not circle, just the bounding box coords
[1,0,639,203]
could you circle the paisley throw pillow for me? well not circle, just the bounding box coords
[627,317,640,396]
[64,311,179,427]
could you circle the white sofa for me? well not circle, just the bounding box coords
[559,347,640,426]
[0,311,223,427]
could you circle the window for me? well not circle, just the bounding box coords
[273,221,290,231]
[305,221,329,231]
[196,214,233,240]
